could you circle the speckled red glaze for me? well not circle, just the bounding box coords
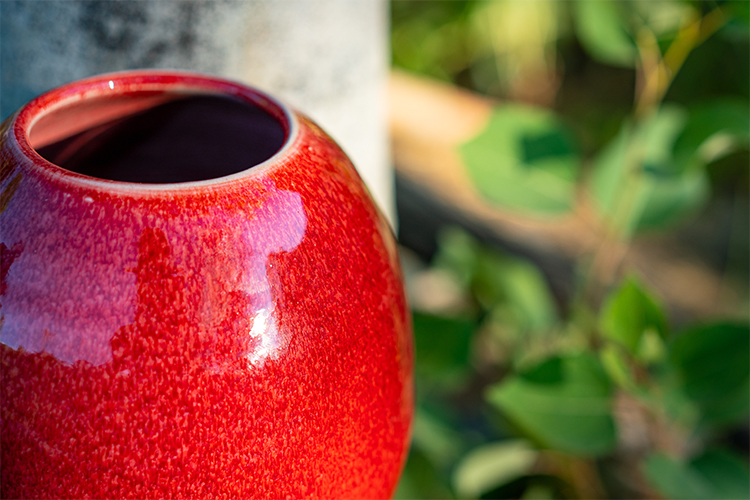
[0,71,413,499]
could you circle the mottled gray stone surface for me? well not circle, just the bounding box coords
[1,0,392,220]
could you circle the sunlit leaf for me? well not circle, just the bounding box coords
[599,276,668,356]
[452,440,538,499]
[520,484,556,499]
[632,0,694,39]
[391,0,474,82]
[588,105,711,233]
[572,0,637,67]
[600,345,637,391]
[636,327,667,365]
[461,104,579,215]
[486,354,616,456]
[669,323,750,426]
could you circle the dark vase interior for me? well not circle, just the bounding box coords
[33,94,286,183]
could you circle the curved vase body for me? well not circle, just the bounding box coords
[0,72,413,498]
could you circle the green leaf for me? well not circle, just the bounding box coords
[588,120,633,215]
[394,446,454,500]
[643,453,714,500]
[721,1,750,40]
[432,227,557,334]
[413,312,475,385]
[452,440,538,499]
[669,323,750,426]
[636,327,667,365]
[599,276,668,356]
[673,99,750,170]
[588,105,710,233]
[433,226,481,289]
[461,104,579,216]
[572,0,637,67]
[691,449,750,500]
[521,484,556,500]
[486,354,616,456]
[632,0,694,39]
[411,408,466,469]
[660,382,701,430]
[637,167,709,230]
[474,250,558,333]
[600,345,637,391]
[642,450,750,500]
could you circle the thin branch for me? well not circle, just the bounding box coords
[635,7,727,117]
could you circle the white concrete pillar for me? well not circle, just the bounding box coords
[1,0,394,223]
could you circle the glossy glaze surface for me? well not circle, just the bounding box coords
[0,72,413,499]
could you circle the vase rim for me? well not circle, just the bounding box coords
[9,70,299,193]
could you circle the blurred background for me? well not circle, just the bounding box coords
[2,1,748,498]
[390,1,749,499]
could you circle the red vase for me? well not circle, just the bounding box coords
[0,71,413,499]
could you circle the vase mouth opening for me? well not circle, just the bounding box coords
[14,71,297,189]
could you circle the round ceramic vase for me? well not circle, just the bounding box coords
[0,71,413,498]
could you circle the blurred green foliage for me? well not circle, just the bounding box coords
[399,226,749,499]
[392,1,749,498]
[670,323,750,427]
[599,276,668,356]
[643,450,750,499]
[461,104,579,215]
[486,354,617,457]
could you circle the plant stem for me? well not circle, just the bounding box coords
[585,7,728,296]
[635,7,726,118]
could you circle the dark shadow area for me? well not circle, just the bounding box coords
[36,95,285,183]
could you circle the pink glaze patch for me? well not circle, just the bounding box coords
[0,72,413,499]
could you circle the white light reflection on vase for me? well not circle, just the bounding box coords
[240,183,307,367]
